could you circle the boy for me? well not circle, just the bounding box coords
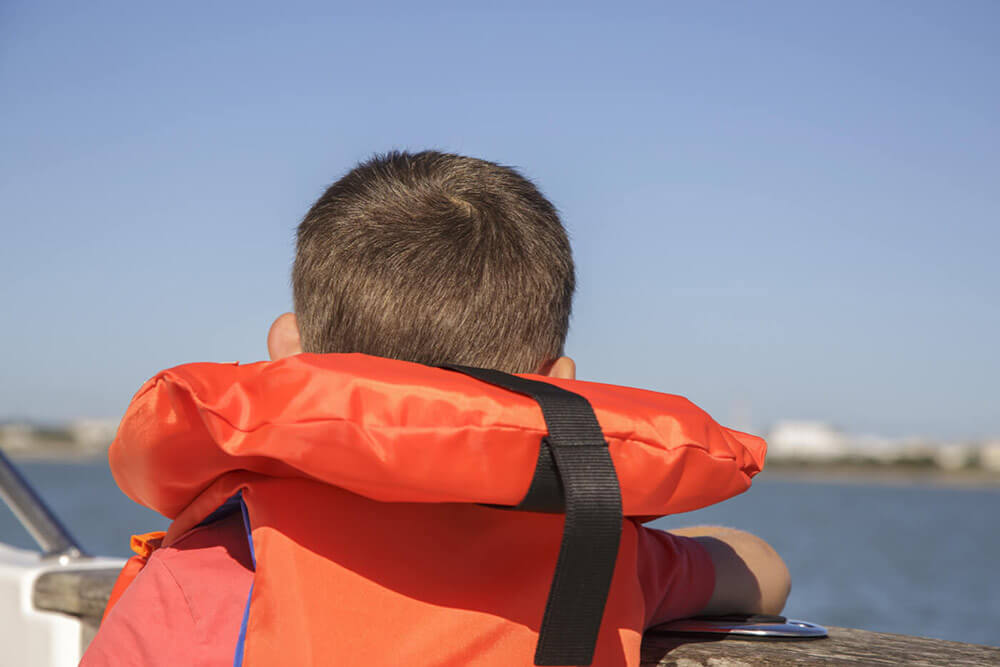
[83,151,789,666]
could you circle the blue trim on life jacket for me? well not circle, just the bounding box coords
[233,494,256,667]
[240,497,257,565]
[197,494,242,527]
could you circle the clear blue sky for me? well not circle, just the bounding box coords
[2,1,997,439]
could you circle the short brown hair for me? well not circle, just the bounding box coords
[292,151,575,373]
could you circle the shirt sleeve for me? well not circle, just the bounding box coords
[635,525,716,628]
[80,514,253,667]
[80,556,200,667]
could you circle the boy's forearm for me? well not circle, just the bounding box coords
[669,525,791,616]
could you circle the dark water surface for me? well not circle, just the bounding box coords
[2,461,998,647]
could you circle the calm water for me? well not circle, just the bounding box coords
[2,461,998,647]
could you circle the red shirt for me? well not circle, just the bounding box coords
[82,507,713,667]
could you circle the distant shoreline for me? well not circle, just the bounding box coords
[760,461,1000,490]
[2,447,106,464]
[6,447,999,491]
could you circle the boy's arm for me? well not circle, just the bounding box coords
[669,525,791,616]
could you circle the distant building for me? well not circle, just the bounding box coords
[68,418,120,451]
[980,441,1000,472]
[0,423,36,453]
[767,421,848,461]
[1,419,118,459]
[934,443,978,471]
[841,433,901,463]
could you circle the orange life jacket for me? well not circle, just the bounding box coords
[105,353,766,666]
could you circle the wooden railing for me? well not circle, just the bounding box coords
[642,624,1000,666]
[35,568,1000,665]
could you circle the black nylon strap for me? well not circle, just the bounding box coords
[442,365,624,666]
[513,438,563,513]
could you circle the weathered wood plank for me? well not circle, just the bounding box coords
[641,625,1000,666]
[32,567,120,619]
[34,569,1000,665]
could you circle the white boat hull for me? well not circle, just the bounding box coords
[0,542,123,667]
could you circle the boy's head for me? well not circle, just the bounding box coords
[268,151,576,377]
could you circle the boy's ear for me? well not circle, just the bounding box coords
[267,312,303,360]
[538,356,576,380]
